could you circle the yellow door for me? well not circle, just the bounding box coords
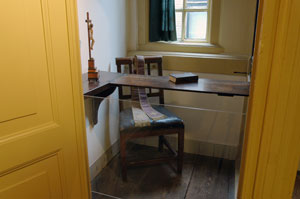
[238,0,300,198]
[0,0,90,199]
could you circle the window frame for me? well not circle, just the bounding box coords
[175,0,212,43]
[135,0,223,54]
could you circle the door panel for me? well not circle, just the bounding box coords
[0,0,54,138]
[0,0,89,198]
[0,155,63,199]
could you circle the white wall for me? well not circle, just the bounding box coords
[78,0,127,73]
[219,0,257,55]
[127,0,138,51]
[77,0,127,167]
[127,0,257,56]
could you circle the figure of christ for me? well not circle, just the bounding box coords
[89,23,95,50]
[86,12,99,81]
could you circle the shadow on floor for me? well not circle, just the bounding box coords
[294,172,300,199]
[91,144,235,199]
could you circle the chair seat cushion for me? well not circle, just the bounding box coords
[119,105,184,134]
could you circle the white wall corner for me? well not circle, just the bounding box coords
[89,140,120,181]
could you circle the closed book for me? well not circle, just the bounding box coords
[169,73,198,84]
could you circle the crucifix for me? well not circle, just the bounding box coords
[86,12,99,81]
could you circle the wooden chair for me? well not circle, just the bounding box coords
[115,56,185,181]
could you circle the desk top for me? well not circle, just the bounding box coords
[83,71,250,97]
[82,71,122,96]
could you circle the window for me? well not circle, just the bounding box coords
[175,0,211,42]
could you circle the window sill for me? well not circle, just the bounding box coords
[157,41,216,47]
[128,50,249,60]
[138,41,224,54]
[127,51,249,76]
[127,50,250,75]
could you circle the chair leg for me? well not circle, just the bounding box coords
[120,137,127,181]
[158,135,164,152]
[177,130,184,174]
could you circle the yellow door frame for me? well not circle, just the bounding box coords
[65,0,91,198]
[238,0,300,198]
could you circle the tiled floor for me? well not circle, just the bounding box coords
[91,144,235,199]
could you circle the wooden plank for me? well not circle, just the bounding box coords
[134,154,195,199]
[185,156,235,199]
[92,144,235,199]
[82,71,250,97]
[111,74,249,97]
[127,157,177,167]
[92,144,195,199]
[82,71,122,96]
[91,154,150,199]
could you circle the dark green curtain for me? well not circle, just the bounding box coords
[149,0,177,42]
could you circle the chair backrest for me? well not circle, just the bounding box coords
[115,56,165,110]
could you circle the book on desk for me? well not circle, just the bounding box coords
[169,73,198,84]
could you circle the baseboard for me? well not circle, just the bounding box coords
[89,140,120,181]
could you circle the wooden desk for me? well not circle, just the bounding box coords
[83,71,249,125]
[83,71,122,96]
[83,71,250,97]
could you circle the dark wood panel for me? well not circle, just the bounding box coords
[82,71,250,97]
[136,154,195,199]
[92,144,235,199]
[185,156,235,199]
[82,71,122,96]
[111,74,249,97]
